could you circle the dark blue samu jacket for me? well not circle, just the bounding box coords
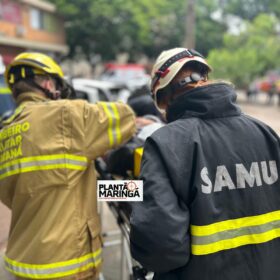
[130,83,280,280]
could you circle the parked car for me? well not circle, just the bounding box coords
[71,78,131,103]
[100,63,150,91]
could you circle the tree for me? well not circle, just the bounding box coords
[195,0,227,56]
[207,14,280,88]
[50,0,226,60]
[50,0,186,60]
[184,0,196,49]
[221,0,280,20]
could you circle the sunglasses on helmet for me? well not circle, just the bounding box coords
[151,49,205,94]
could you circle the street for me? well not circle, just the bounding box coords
[237,91,280,134]
[0,91,279,279]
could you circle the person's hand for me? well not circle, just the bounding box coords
[135,117,155,128]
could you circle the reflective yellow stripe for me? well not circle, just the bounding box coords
[0,154,87,169]
[0,164,85,180]
[134,147,144,177]
[111,103,122,144]
[0,154,88,180]
[5,249,102,279]
[191,210,280,255]
[5,260,102,279]
[5,248,101,269]
[100,102,114,147]
[0,88,11,94]
[9,74,14,84]
[21,67,26,78]
[192,227,280,255]
[100,102,122,147]
[191,210,280,236]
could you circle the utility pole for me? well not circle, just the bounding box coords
[183,0,196,49]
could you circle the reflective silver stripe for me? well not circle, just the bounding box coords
[0,158,87,176]
[191,210,280,255]
[5,255,101,276]
[99,102,121,147]
[4,251,102,279]
[0,155,88,180]
[192,219,280,245]
[106,103,117,145]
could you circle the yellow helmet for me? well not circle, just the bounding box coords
[5,52,64,89]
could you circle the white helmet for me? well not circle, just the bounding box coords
[151,48,212,99]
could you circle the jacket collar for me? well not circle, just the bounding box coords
[166,82,242,123]
[1,93,49,125]
[16,92,49,106]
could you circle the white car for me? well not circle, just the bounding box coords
[71,78,131,103]
[100,64,150,91]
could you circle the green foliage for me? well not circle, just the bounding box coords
[50,0,187,60]
[49,0,226,60]
[49,0,280,86]
[222,0,280,20]
[196,0,227,56]
[207,14,280,88]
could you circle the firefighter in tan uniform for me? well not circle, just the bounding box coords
[0,52,136,280]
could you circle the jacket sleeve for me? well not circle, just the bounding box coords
[84,101,136,159]
[130,136,190,273]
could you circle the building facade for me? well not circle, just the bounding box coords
[0,0,68,65]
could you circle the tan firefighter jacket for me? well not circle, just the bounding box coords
[0,92,136,279]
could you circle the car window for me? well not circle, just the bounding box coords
[97,89,110,101]
[75,90,89,101]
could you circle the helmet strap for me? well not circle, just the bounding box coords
[24,78,58,100]
[171,73,203,91]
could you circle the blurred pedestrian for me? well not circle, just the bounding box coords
[267,82,277,105]
[276,82,280,106]
[130,47,280,280]
[246,80,258,103]
[0,52,136,280]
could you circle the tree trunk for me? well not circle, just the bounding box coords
[184,0,196,49]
